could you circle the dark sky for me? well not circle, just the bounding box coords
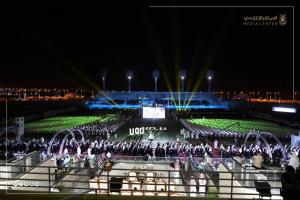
[0,1,296,92]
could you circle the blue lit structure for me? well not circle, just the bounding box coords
[86,91,231,110]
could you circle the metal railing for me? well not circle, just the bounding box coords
[0,151,42,179]
[230,157,284,188]
[0,156,285,199]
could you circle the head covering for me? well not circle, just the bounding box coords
[190,176,196,185]
[288,152,300,170]
[199,173,207,185]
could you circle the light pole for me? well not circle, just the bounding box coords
[179,69,187,92]
[152,69,160,92]
[126,70,134,92]
[100,70,107,91]
[206,70,214,92]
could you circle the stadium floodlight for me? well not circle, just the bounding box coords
[179,69,187,92]
[206,70,214,92]
[100,70,107,91]
[152,69,160,92]
[126,70,134,92]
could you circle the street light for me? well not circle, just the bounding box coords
[179,69,187,92]
[100,70,107,91]
[152,69,160,92]
[126,70,134,92]
[206,70,214,92]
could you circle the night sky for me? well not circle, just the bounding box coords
[0,1,296,92]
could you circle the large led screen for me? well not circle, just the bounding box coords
[143,107,165,119]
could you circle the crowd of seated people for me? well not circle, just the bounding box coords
[2,133,299,172]
[45,138,211,159]
[249,110,300,130]
[175,110,244,120]
[74,115,129,139]
[222,143,300,168]
[0,138,46,160]
[181,119,291,140]
[0,115,128,160]
[2,114,299,176]
[50,137,299,166]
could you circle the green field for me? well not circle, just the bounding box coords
[188,118,299,135]
[25,115,117,133]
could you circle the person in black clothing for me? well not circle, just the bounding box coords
[272,150,282,167]
[281,166,297,200]
[54,169,60,183]
[56,157,63,172]
[84,157,90,168]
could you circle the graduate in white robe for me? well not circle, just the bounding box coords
[189,176,197,197]
[174,159,180,184]
[76,146,81,158]
[288,152,300,170]
[199,173,207,197]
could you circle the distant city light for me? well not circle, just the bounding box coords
[272,106,296,113]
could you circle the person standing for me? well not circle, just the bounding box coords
[281,166,297,200]
[213,139,218,149]
[174,159,180,185]
[288,152,299,170]
[77,145,81,159]
[199,173,207,197]
[84,157,90,168]
[189,176,197,197]
[252,151,264,169]
[106,151,112,161]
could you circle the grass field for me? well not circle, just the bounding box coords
[188,118,299,135]
[25,114,117,133]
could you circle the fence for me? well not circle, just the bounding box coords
[0,156,284,199]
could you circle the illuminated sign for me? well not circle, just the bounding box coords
[272,106,296,113]
[129,126,167,135]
